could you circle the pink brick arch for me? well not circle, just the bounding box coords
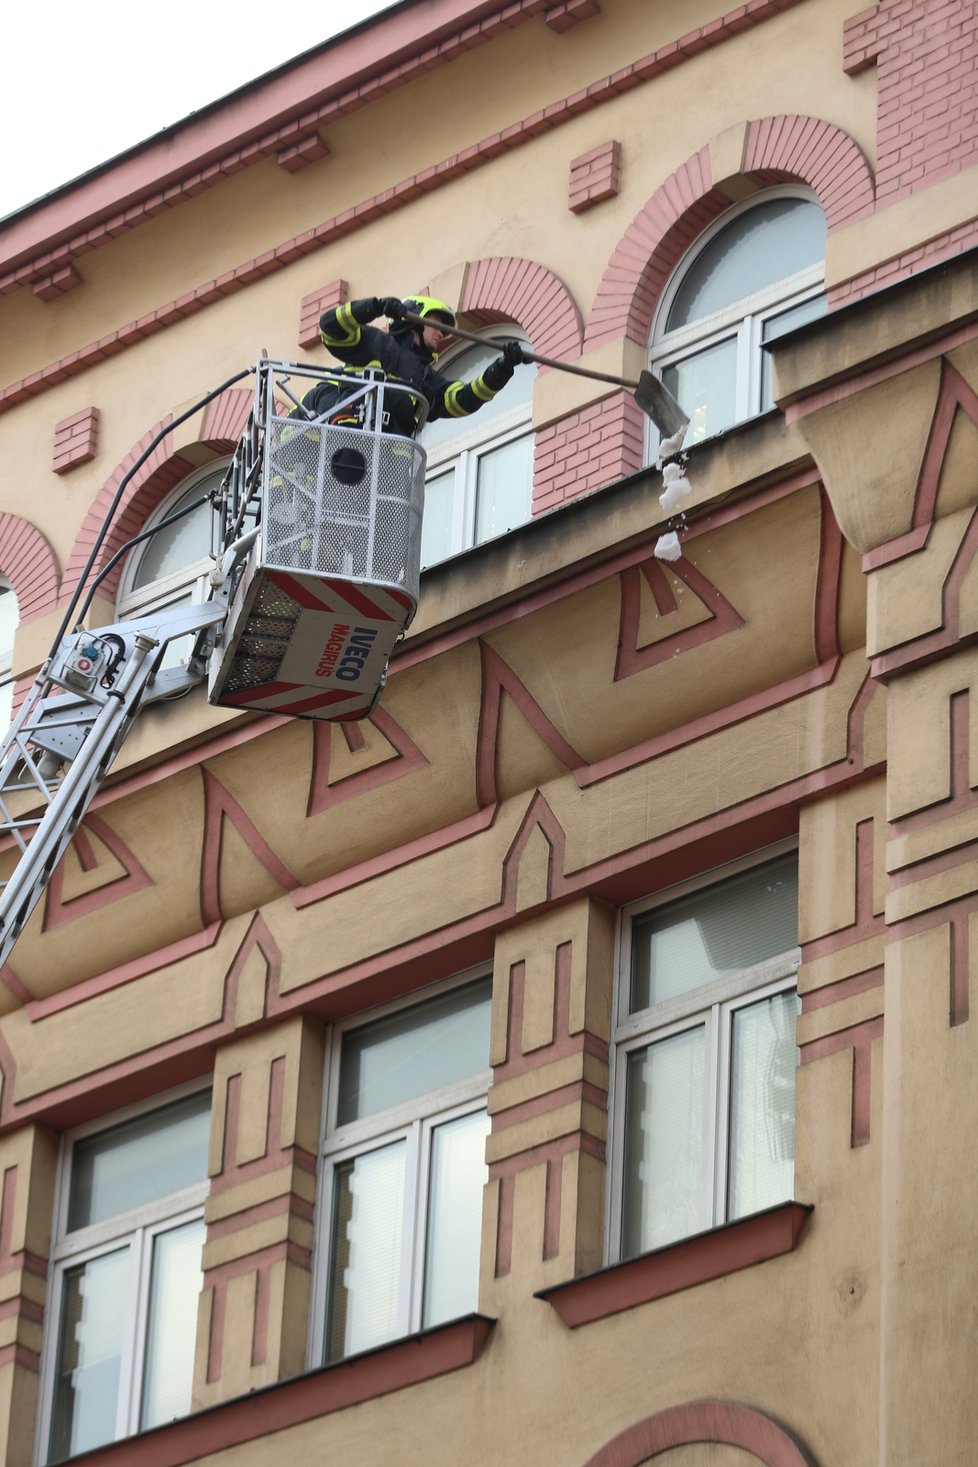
[0,515,60,622]
[582,1400,819,1467]
[62,387,252,605]
[585,116,875,351]
[461,257,583,362]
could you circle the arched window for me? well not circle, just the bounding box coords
[650,190,827,448]
[0,578,18,728]
[419,332,536,567]
[116,463,228,668]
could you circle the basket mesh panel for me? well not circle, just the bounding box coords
[263,419,425,591]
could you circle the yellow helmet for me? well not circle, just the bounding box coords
[399,296,457,329]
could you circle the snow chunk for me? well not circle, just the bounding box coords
[654,531,682,561]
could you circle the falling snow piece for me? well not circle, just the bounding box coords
[657,425,688,460]
[654,531,682,561]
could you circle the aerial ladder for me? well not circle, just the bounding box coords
[0,359,429,969]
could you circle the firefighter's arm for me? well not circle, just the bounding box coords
[434,340,526,420]
[319,298,403,355]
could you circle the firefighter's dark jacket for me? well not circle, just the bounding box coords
[314,298,514,436]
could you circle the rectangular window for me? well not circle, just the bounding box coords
[314,976,492,1364]
[610,850,800,1261]
[40,1089,210,1463]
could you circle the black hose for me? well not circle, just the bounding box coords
[50,364,254,654]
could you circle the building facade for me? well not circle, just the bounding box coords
[0,0,977,1462]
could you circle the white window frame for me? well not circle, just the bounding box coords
[421,332,534,566]
[115,461,229,627]
[606,843,801,1265]
[309,970,492,1366]
[646,187,826,458]
[0,576,18,730]
[36,1082,210,1464]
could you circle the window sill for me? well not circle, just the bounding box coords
[536,1201,812,1329]
[59,1314,495,1466]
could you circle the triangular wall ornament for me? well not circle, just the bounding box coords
[200,768,300,925]
[43,814,153,930]
[614,554,745,680]
[306,707,429,815]
[476,642,586,809]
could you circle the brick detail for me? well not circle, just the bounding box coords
[568,140,621,213]
[52,406,99,475]
[585,115,874,351]
[32,264,83,301]
[829,219,978,305]
[843,0,978,206]
[545,0,601,32]
[532,391,645,512]
[298,279,348,351]
[462,258,583,362]
[0,515,60,622]
[277,134,331,174]
[0,0,808,417]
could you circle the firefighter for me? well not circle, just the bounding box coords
[301,295,526,435]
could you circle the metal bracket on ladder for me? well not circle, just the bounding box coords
[0,602,226,970]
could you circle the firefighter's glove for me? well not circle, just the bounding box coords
[350,298,384,324]
[380,297,405,322]
[500,340,526,369]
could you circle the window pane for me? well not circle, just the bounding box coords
[662,337,739,444]
[140,1218,205,1430]
[631,854,798,1012]
[69,1092,210,1231]
[622,1027,705,1256]
[422,1109,489,1327]
[760,293,828,408]
[132,476,222,589]
[475,433,532,545]
[421,342,535,452]
[727,989,800,1220]
[666,199,827,329]
[48,1248,129,1462]
[326,1141,406,1361]
[338,979,491,1125]
[421,469,456,567]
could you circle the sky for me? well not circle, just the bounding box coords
[0,0,401,221]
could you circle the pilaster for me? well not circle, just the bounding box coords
[482,896,614,1309]
[0,1126,57,1467]
[193,1018,324,1408]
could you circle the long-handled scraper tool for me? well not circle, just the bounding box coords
[401,311,689,441]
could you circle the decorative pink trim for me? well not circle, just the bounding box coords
[892,690,978,832]
[202,387,252,449]
[568,139,621,213]
[494,1172,514,1277]
[800,1015,882,1148]
[277,133,330,174]
[0,514,60,622]
[543,1155,563,1259]
[830,221,978,308]
[476,642,586,808]
[42,813,153,930]
[218,911,284,1031]
[79,1316,493,1467]
[0,2,806,414]
[801,965,883,1012]
[52,405,99,474]
[585,114,873,351]
[863,359,978,572]
[580,1398,818,1466]
[307,705,429,814]
[298,278,347,351]
[0,1167,16,1259]
[801,816,883,958]
[540,1203,813,1336]
[461,257,583,362]
[200,768,300,925]
[614,552,745,679]
[545,0,601,32]
[33,264,83,301]
[533,391,645,511]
